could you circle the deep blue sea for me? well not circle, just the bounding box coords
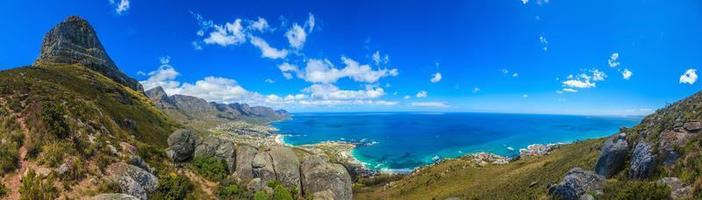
[273,112,641,172]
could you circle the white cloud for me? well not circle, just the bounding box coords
[139,56,180,92]
[249,36,288,59]
[512,73,519,78]
[522,94,529,98]
[560,69,607,91]
[304,13,316,32]
[680,68,698,85]
[521,0,528,5]
[372,51,390,66]
[404,95,411,99]
[591,69,607,81]
[192,41,203,50]
[472,87,481,93]
[285,24,307,49]
[502,69,519,78]
[109,0,130,15]
[300,57,398,84]
[203,19,247,46]
[305,84,385,100]
[608,52,620,68]
[416,90,428,98]
[561,88,578,93]
[248,17,270,32]
[430,72,442,83]
[622,69,632,80]
[539,35,548,51]
[278,63,302,80]
[265,79,275,84]
[411,102,449,108]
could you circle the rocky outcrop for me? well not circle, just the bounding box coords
[659,130,691,165]
[658,177,693,199]
[34,16,142,91]
[548,167,605,200]
[91,193,140,200]
[300,156,353,200]
[235,144,258,180]
[194,136,237,171]
[106,163,158,200]
[252,151,276,183]
[268,146,302,190]
[629,142,656,179]
[166,129,200,162]
[594,133,628,177]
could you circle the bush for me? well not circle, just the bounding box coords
[254,191,270,200]
[38,141,70,167]
[0,182,7,198]
[151,173,193,200]
[19,169,57,200]
[217,182,250,200]
[41,103,70,139]
[193,156,228,181]
[602,180,670,200]
[267,180,294,200]
[0,131,21,175]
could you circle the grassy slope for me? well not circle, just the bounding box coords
[0,64,177,147]
[0,63,182,198]
[354,139,604,200]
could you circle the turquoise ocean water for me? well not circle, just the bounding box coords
[273,112,641,172]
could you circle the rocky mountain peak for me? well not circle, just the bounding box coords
[34,16,143,91]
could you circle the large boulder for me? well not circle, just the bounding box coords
[629,142,656,179]
[683,121,702,132]
[658,177,694,200]
[194,136,236,171]
[548,167,604,200]
[268,146,302,190]
[106,163,158,200]
[166,129,200,162]
[594,133,628,177]
[301,156,353,200]
[252,151,276,183]
[235,144,258,180]
[91,193,140,200]
[659,130,691,165]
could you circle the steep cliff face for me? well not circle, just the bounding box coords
[34,16,142,91]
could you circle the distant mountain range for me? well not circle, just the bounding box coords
[145,86,289,126]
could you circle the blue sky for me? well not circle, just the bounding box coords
[1,0,702,115]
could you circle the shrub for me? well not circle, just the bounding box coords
[268,180,294,200]
[217,182,250,200]
[151,173,193,200]
[38,141,70,167]
[0,132,21,175]
[254,191,270,200]
[602,180,670,200]
[0,182,7,198]
[19,169,57,200]
[193,156,228,181]
[41,103,70,139]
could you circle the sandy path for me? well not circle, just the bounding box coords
[1,98,30,200]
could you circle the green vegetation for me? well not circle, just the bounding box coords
[602,180,670,200]
[254,191,271,200]
[19,169,58,200]
[268,180,295,200]
[41,103,69,139]
[193,157,229,181]
[355,139,604,200]
[0,129,22,175]
[151,173,193,200]
[217,181,250,200]
[193,156,228,181]
[0,182,7,198]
